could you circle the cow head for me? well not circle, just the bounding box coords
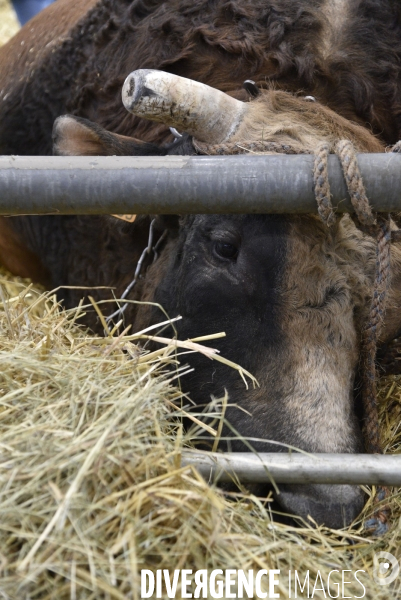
[52,72,399,529]
[136,212,376,528]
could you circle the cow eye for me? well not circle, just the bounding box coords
[214,241,239,260]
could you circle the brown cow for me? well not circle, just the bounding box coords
[1,0,401,528]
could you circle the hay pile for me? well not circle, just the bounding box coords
[0,0,19,46]
[0,270,399,599]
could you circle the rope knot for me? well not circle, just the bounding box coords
[313,139,377,229]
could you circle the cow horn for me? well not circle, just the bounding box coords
[122,69,248,144]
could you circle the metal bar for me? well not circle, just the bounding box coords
[0,153,400,215]
[181,451,401,485]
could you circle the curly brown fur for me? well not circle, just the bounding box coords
[1,0,401,156]
[232,90,384,152]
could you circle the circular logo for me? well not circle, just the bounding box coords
[373,552,400,586]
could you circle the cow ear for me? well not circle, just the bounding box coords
[52,115,164,156]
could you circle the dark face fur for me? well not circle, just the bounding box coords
[137,213,370,528]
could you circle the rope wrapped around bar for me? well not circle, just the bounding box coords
[313,139,392,536]
[195,134,398,536]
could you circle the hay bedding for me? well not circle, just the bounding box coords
[0,0,19,47]
[0,12,401,600]
[0,276,399,600]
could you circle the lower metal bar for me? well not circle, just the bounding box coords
[181,451,401,485]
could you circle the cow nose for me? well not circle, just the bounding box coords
[275,483,365,529]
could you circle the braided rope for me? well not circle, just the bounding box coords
[359,213,392,535]
[312,144,390,443]
[335,140,377,227]
[313,143,336,227]
[360,217,391,458]
[312,140,392,535]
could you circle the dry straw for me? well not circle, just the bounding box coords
[0,266,399,599]
[0,0,19,47]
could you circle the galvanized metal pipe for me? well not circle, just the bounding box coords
[0,153,400,215]
[181,451,401,485]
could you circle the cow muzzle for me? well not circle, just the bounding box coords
[122,69,248,144]
[276,483,365,529]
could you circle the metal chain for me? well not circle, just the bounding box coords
[105,219,167,325]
